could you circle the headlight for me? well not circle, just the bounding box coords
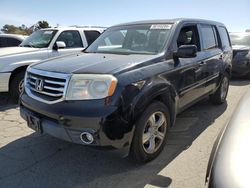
[66,74,117,100]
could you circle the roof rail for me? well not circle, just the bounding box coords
[68,25,106,28]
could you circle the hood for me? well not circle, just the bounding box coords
[0,47,41,57]
[32,52,159,75]
[232,45,250,51]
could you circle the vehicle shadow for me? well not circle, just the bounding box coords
[0,99,227,188]
[230,76,250,86]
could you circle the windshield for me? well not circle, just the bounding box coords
[20,30,57,48]
[85,24,172,55]
[230,33,250,46]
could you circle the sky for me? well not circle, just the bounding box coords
[0,0,249,32]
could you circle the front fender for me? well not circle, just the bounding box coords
[0,59,42,72]
[117,78,178,129]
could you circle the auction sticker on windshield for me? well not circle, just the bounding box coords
[150,24,172,30]
[44,31,54,34]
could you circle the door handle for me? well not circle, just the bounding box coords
[199,61,206,66]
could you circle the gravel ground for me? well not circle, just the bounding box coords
[0,78,249,188]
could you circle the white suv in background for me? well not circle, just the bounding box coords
[0,26,106,98]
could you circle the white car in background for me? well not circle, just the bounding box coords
[0,26,106,98]
[0,34,27,48]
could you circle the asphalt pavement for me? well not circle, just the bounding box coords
[0,78,249,188]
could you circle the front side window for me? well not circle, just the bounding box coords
[230,33,250,46]
[56,30,83,48]
[177,25,201,50]
[20,30,57,48]
[86,24,172,55]
[200,25,217,50]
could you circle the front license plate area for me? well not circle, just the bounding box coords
[27,114,42,134]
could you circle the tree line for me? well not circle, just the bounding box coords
[1,21,50,35]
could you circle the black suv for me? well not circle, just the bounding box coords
[20,19,232,163]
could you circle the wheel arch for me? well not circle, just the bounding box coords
[9,65,28,88]
[131,81,178,128]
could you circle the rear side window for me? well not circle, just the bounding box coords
[84,31,101,45]
[218,26,231,48]
[200,25,217,50]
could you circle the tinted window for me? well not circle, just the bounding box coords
[5,37,22,46]
[177,25,201,50]
[56,30,83,48]
[84,31,101,45]
[0,37,22,47]
[200,25,217,50]
[0,38,3,47]
[218,27,231,47]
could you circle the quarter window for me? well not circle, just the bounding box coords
[200,25,217,50]
[56,30,83,48]
[218,27,231,48]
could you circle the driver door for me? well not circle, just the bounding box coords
[50,30,85,57]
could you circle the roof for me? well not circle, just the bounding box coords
[0,33,27,40]
[111,18,225,27]
[41,26,106,32]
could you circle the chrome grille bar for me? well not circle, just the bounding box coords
[25,67,71,104]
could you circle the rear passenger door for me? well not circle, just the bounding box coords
[175,24,208,109]
[198,24,222,93]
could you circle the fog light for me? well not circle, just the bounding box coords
[80,132,94,144]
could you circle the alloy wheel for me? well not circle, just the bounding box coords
[142,111,167,154]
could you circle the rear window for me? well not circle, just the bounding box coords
[200,25,217,50]
[218,27,231,48]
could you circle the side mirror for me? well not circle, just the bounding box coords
[53,41,66,50]
[175,45,197,58]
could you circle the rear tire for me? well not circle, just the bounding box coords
[210,73,229,105]
[129,101,170,163]
[10,71,25,100]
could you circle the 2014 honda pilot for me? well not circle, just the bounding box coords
[20,18,232,163]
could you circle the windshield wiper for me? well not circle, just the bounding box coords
[20,44,35,48]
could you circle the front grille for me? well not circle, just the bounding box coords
[25,68,70,103]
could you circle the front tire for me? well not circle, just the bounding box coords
[129,101,170,163]
[210,73,229,105]
[10,71,25,100]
